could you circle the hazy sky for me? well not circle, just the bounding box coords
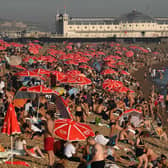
[0,0,167,31]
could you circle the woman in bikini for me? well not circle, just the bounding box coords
[75,98,84,122]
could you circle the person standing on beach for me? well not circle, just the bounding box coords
[44,111,55,167]
[144,71,147,80]
[165,91,168,112]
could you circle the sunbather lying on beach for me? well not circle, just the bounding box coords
[14,135,45,158]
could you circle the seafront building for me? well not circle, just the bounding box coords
[55,10,168,38]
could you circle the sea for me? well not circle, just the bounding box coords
[153,68,168,95]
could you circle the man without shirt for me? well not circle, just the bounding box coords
[87,136,106,168]
[146,147,159,168]
[44,111,55,167]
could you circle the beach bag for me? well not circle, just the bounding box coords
[0,144,5,152]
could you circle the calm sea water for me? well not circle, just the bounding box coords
[153,68,168,95]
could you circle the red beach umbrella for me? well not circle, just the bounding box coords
[153,52,159,55]
[32,68,51,75]
[0,46,6,51]
[29,47,39,55]
[101,69,117,75]
[125,51,134,57]
[66,70,82,76]
[26,85,59,119]
[64,60,79,65]
[75,76,92,85]
[14,70,39,77]
[106,63,116,68]
[116,62,125,66]
[60,75,92,85]
[52,71,66,81]
[97,51,105,55]
[120,70,130,75]
[27,85,58,94]
[54,119,94,141]
[103,79,123,91]
[117,86,129,93]
[79,65,93,70]
[1,103,21,163]
[115,51,122,55]
[60,77,78,84]
[103,56,116,62]
[1,103,21,136]
[14,70,46,81]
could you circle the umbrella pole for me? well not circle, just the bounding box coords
[11,136,13,164]
[37,94,40,120]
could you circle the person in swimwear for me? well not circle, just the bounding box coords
[87,137,106,168]
[14,135,44,158]
[44,111,55,167]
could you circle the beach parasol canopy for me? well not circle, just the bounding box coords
[14,70,39,77]
[125,51,134,57]
[79,65,93,70]
[1,103,21,164]
[116,61,125,66]
[66,70,82,76]
[54,119,94,141]
[118,109,142,127]
[14,70,46,81]
[52,71,66,81]
[64,60,79,65]
[27,85,58,94]
[1,103,21,136]
[60,75,92,85]
[0,46,6,51]
[75,76,92,85]
[103,56,116,62]
[26,85,58,119]
[120,70,130,75]
[32,68,51,75]
[117,86,129,93]
[102,79,123,91]
[101,69,117,75]
[115,51,122,55]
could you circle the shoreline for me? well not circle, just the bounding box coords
[133,61,168,98]
[133,61,168,133]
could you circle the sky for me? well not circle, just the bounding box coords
[0,0,168,31]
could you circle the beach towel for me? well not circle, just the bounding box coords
[5,161,30,167]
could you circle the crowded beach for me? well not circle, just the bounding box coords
[0,40,167,168]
